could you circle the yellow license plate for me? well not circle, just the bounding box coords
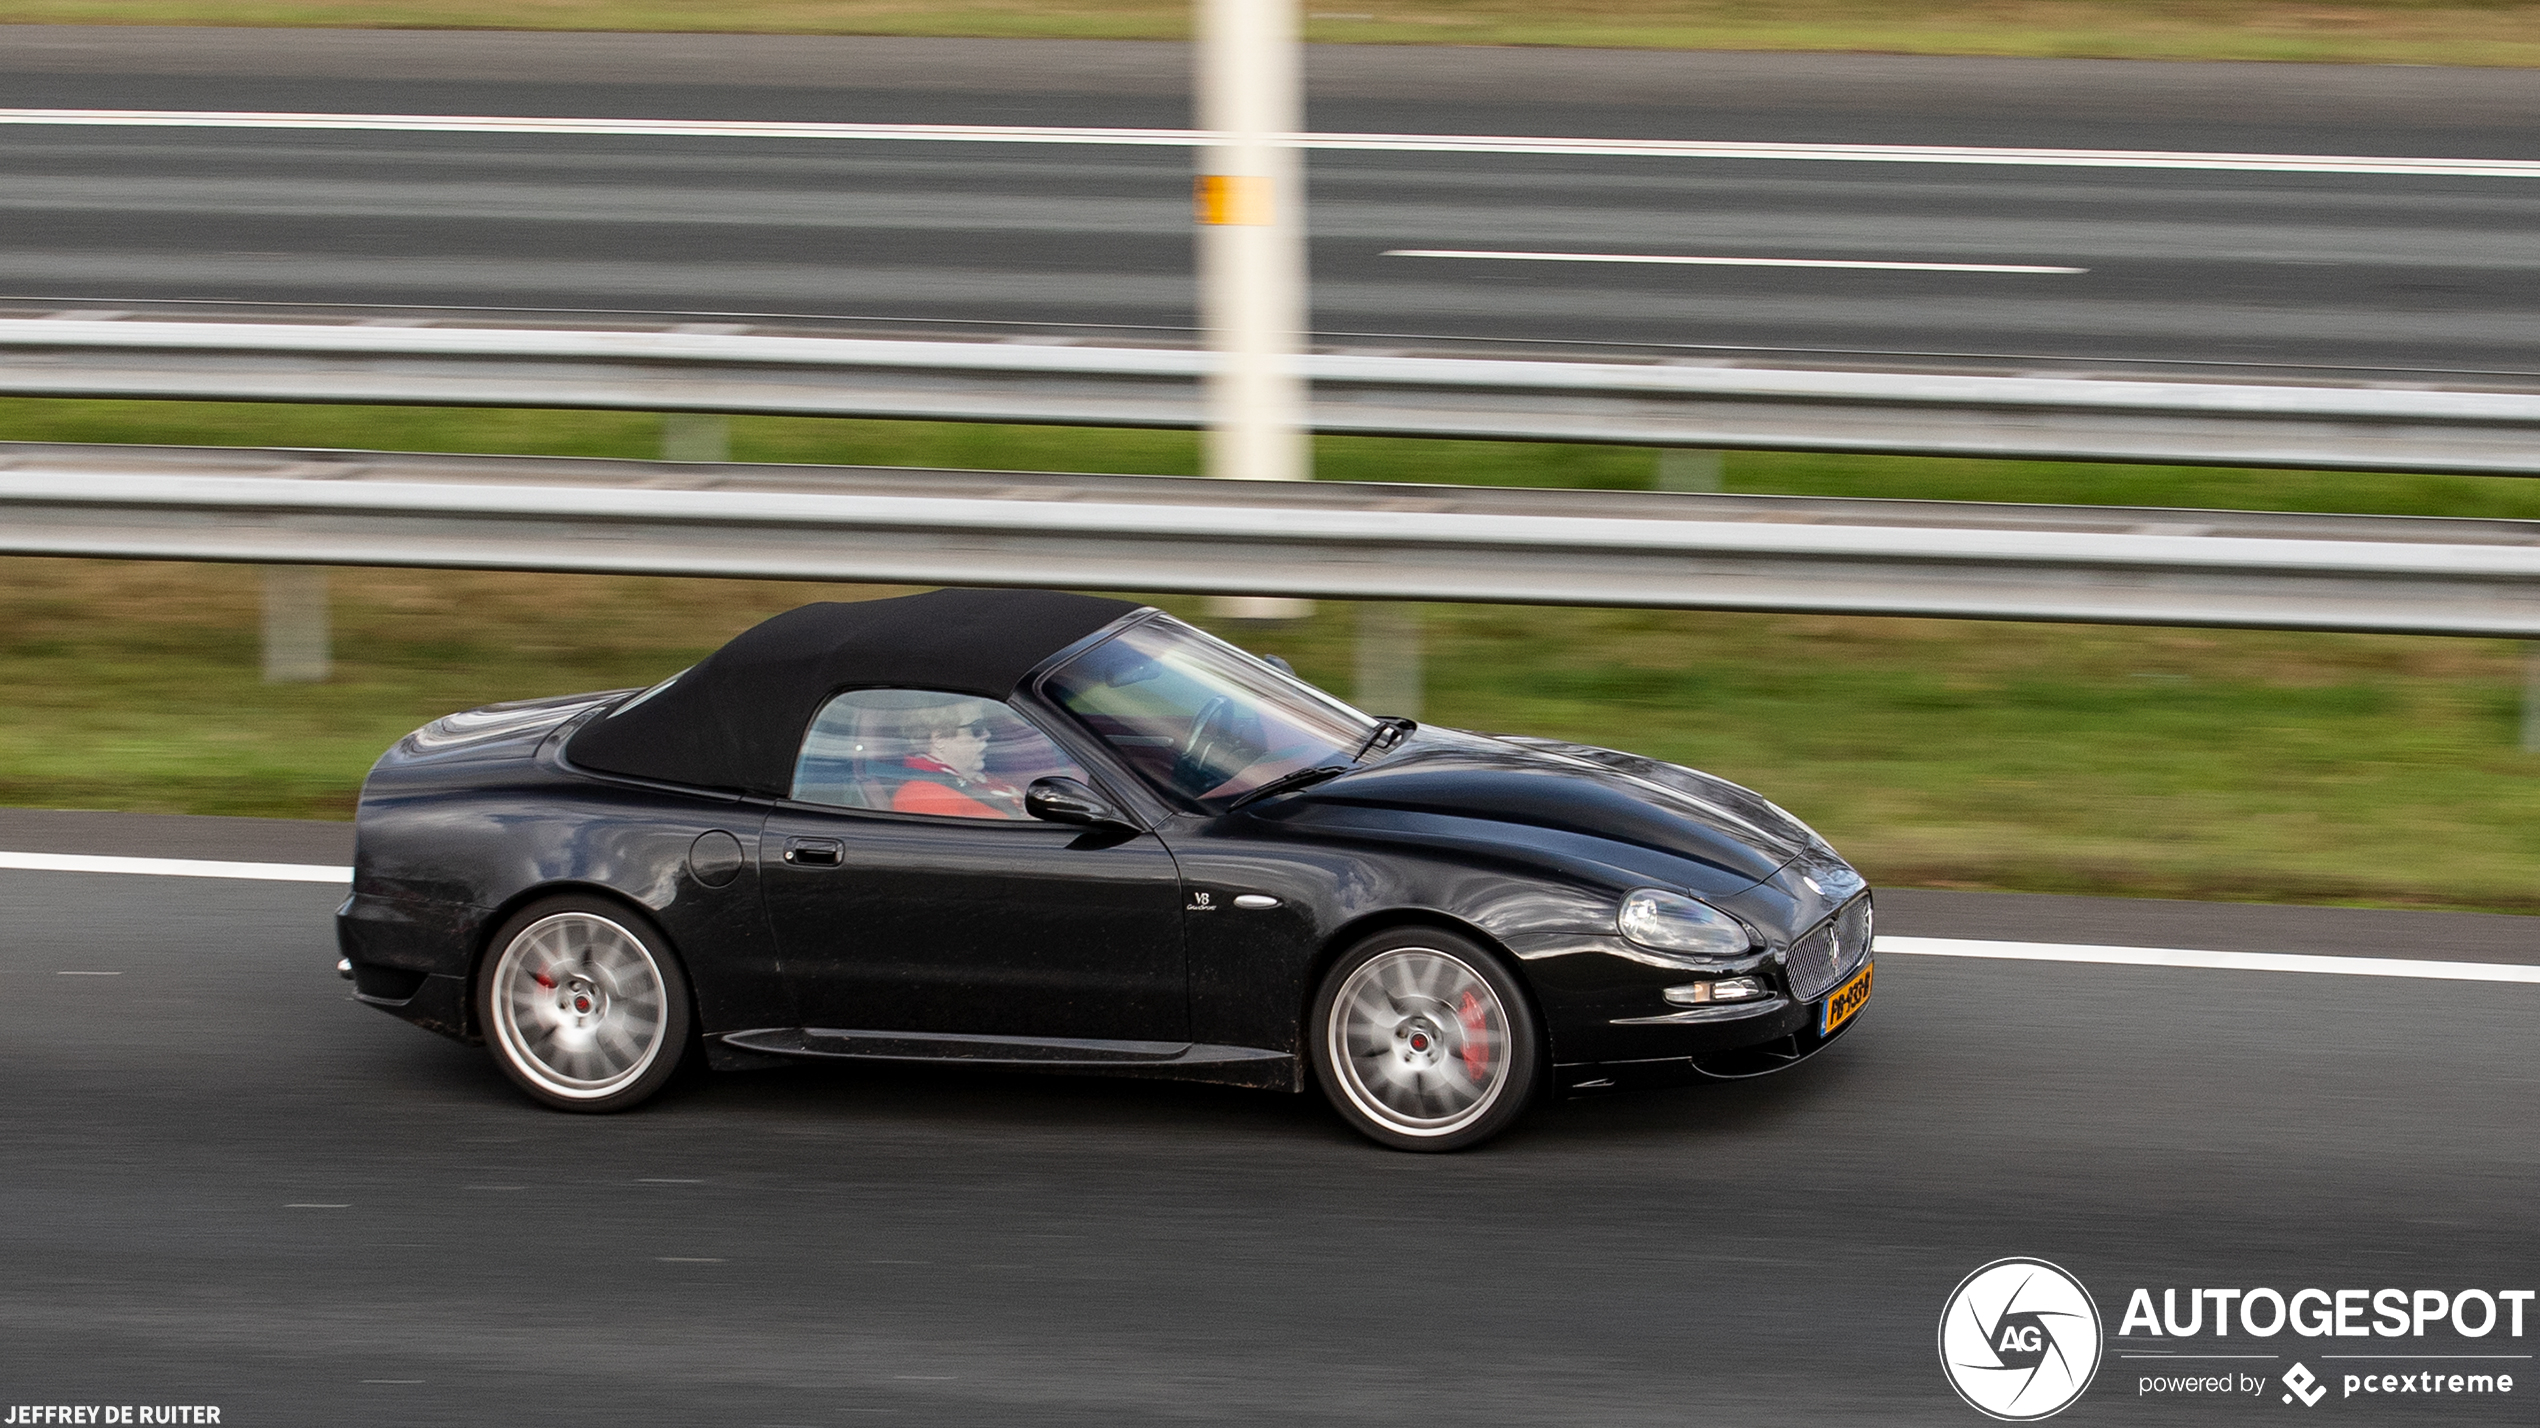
[1819,960,1873,1035]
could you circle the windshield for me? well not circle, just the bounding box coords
[1041,615,1383,807]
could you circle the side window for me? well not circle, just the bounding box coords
[791,689,1091,822]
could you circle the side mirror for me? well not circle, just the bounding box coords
[1262,655,1296,676]
[1025,777,1136,831]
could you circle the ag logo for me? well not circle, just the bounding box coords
[1939,1258,2104,1420]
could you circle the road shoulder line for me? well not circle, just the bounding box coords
[0,850,352,883]
[1879,934,2540,983]
[1,110,2535,178]
[1,848,2529,981]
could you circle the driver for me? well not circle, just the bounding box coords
[892,700,1027,819]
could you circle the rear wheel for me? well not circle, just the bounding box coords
[1308,929,1541,1152]
[477,896,691,1113]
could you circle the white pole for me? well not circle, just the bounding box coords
[1354,602,1423,719]
[1656,449,1724,492]
[260,565,330,683]
[1197,0,1312,619]
[661,412,730,463]
[2523,642,2540,754]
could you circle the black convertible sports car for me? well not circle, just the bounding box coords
[339,588,1873,1151]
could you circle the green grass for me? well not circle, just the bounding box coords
[1285,606,2540,912]
[16,396,2540,518]
[5,0,2540,67]
[6,398,2537,912]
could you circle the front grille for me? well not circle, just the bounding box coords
[1784,894,1873,1001]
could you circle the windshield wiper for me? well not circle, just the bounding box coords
[1350,716,1417,763]
[1227,764,1353,812]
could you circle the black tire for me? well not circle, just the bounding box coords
[475,894,693,1113]
[1307,927,1543,1152]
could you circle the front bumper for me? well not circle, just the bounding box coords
[1551,968,1872,1094]
[1508,906,1874,1094]
[1513,862,1873,1078]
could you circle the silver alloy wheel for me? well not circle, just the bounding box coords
[1325,946,1513,1138]
[488,911,671,1101]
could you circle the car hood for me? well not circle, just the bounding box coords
[1279,728,1820,888]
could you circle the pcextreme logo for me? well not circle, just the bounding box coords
[1940,1258,2105,1420]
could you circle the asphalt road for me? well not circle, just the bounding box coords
[1,811,2533,1424]
[5,29,2540,372]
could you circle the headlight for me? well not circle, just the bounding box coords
[1617,889,1752,957]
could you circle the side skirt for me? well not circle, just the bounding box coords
[714,1027,1299,1092]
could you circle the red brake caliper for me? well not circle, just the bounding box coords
[532,969,556,989]
[1458,990,1491,1081]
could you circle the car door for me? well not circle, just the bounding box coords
[758,687,1188,1044]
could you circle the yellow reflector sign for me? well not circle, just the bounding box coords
[1194,174,1272,226]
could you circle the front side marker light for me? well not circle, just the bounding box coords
[1664,977,1765,1006]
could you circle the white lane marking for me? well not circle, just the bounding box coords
[56,970,123,976]
[2,848,2527,984]
[285,1202,350,1208]
[1385,248,2087,274]
[0,850,351,883]
[1880,935,2540,984]
[1,109,2535,178]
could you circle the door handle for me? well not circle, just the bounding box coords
[783,836,844,867]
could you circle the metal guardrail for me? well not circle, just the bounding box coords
[5,318,2540,474]
[3,443,2533,637]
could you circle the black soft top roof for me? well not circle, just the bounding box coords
[566,588,1143,795]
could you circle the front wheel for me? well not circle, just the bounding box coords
[1308,929,1542,1152]
[476,896,692,1113]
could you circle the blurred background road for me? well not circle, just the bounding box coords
[6,28,2540,370]
[0,814,2534,1427]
